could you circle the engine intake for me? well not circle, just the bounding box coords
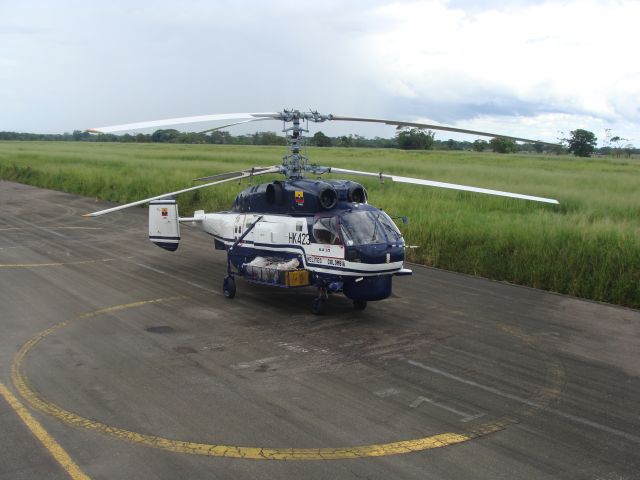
[348,185,367,203]
[318,186,338,210]
[266,181,285,205]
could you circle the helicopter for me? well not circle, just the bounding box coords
[85,110,559,314]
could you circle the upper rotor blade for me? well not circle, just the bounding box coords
[87,112,280,134]
[83,166,280,217]
[327,167,559,204]
[328,115,558,146]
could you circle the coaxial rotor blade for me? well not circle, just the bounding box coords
[326,167,559,204]
[328,115,558,146]
[83,166,280,217]
[198,117,274,134]
[87,112,280,134]
[193,166,277,182]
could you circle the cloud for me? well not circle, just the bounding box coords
[359,0,639,140]
[0,0,637,144]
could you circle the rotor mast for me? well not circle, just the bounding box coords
[279,110,329,179]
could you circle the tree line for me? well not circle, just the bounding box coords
[0,128,555,152]
[0,127,635,157]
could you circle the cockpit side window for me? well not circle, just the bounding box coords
[312,216,343,245]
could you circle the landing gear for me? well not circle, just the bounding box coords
[311,297,325,315]
[353,299,367,311]
[311,285,329,315]
[223,276,236,299]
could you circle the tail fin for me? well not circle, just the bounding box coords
[149,200,180,251]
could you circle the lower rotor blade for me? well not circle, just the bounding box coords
[198,117,274,134]
[327,167,559,204]
[328,115,558,147]
[83,166,280,217]
[193,166,276,182]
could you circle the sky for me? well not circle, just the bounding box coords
[0,0,638,145]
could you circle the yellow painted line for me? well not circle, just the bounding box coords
[0,258,114,268]
[0,227,103,231]
[49,227,103,230]
[12,297,506,461]
[0,381,90,480]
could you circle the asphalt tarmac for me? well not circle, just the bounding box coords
[1,179,639,480]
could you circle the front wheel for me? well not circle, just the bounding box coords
[353,299,367,311]
[223,276,236,299]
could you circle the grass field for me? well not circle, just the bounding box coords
[1,141,639,308]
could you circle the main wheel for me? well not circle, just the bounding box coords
[223,276,236,299]
[311,297,325,315]
[353,299,367,311]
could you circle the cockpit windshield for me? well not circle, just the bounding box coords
[339,210,403,246]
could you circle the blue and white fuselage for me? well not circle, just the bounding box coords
[149,178,412,304]
[190,204,409,301]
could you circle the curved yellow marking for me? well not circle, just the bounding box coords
[0,258,113,268]
[13,298,558,461]
[0,381,90,480]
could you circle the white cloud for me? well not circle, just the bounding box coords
[457,112,606,143]
[359,0,640,141]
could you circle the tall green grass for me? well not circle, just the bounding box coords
[1,141,639,308]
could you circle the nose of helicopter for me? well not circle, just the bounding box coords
[342,243,405,301]
[347,243,405,265]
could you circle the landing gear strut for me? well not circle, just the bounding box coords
[223,215,263,300]
[311,285,329,315]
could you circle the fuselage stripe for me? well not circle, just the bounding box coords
[208,233,402,275]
